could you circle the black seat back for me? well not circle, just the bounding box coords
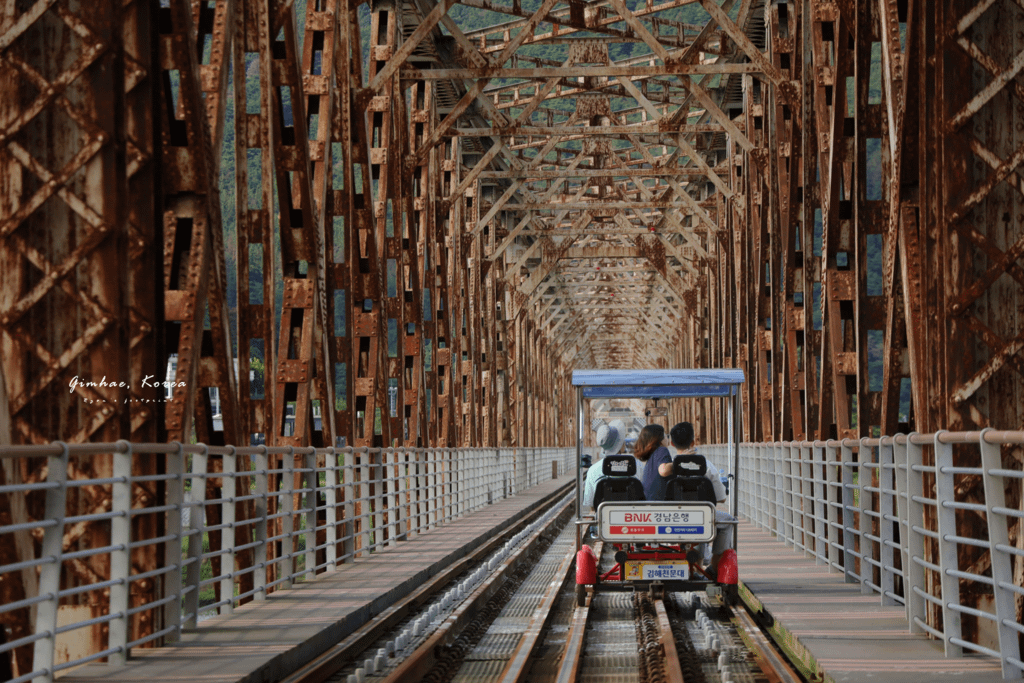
[665,454,717,504]
[593,456,645,508]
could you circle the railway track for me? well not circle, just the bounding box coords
[280,499,804,683]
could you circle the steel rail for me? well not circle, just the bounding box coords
[731,604,804,683]
[553,540,602,683]
[375,496,575,682]
[279,482,574,683]
[496,540,576,683]
[653,597,685,683]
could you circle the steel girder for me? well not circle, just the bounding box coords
[1,0,164,667]
[4,2,1022,460]
[735,0,1023,443]
[4,0,1024,666]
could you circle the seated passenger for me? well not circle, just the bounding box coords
[660,421,737,576]
[582,420,628,512]
[634,424,673,501]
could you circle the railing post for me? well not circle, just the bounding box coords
[303,447,316,579]
[411,448,420,532]
[800,443,813,558]
[748,444,756,525]
[509,447,516,495]
[385,447,397,547]
[436,449,445,525]
[469,448,477,510]
[774,443,785,537]
[220,446,237,614]
[477,448,483,507]
[163,442,185,642]
[933,432,963,657]
[398,448,410,539]
[857,439,873,595]
[739,444,748,519]
[423,449,431,530]
[359,448,371,554]
[411,448,421,535]
[184,445,208,628]
[465,448,472,511]
[108,441,133,664]
[324,447,338,571]
[280,447,296,588]
[753,443,763,529]
[521,447,527,494]
[452,448,460,517]
[427,448,438,529]
[447,448,456,523]
[762,443,771,529]
[782,443,795,547]
[524,447,530,489]
[737,444,747,520]
[839,440,856,583]
[253,446,269,600]
[455,448,460,516]
[532,447,537,487]
[826,443,841,571]
[812,443,827,565]
[878,439,897,605]
[498,448,506,501]
[468,448,476,510]
[530,446,535,489]
[979,429,1024,679]
[899,433,925,633]
[342,447,355,563]
[32,442,68,683]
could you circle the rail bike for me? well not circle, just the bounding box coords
[571,369,744,606]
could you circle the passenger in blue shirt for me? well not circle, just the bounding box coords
[582,419,628,511]
[633,424,673,500]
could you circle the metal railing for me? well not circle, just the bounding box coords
[705,430,1024,680]
[0,442,574,683]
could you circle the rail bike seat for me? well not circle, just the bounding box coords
[665,454,718,504]
[591,455,645,509]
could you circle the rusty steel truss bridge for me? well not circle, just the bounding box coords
[3,0,1024,451]
[3,0,1024,674]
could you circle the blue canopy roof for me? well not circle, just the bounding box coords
[571,369,745,399]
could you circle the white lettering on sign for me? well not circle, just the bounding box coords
[609,510,703,525]
[609,461,631,473]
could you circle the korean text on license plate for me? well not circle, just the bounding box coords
[624,561,689,581]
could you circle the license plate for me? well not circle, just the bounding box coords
[624,560,689,581]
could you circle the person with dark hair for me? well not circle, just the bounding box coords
[662,421,736,577]
[633,424,673,500]
[668,422,694,454]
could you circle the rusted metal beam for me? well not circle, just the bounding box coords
[402,64,763,79]
[1,0,164,664]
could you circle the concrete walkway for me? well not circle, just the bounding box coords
[62,476,573,683]
[737,519,1018,683]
